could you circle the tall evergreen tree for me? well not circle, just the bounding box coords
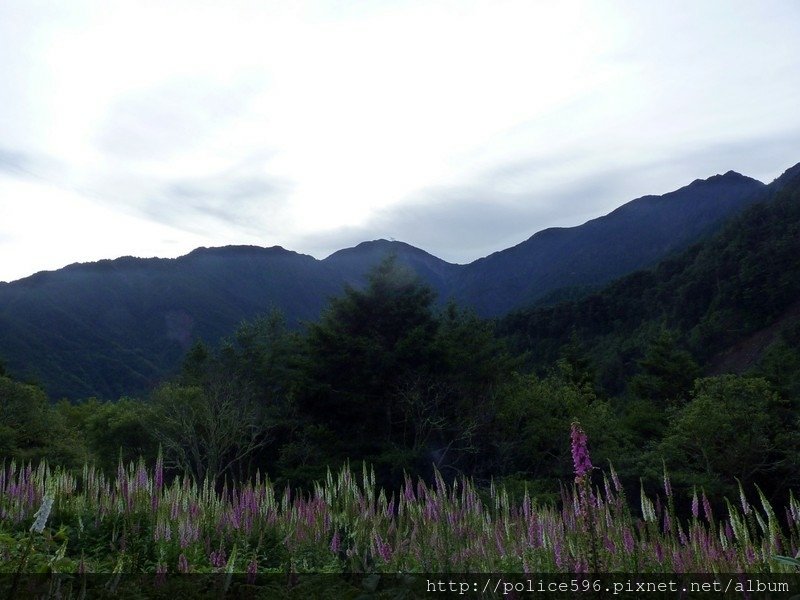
[630,329,699,407]
[300,256,439,451]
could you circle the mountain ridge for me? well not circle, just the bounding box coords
[1,169,778,287]
[497,165,800,397]
[0,162,794,399]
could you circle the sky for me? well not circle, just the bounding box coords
[1,0,799,283]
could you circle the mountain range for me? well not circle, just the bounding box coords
[498,161,800,394]
[1,161,796,400]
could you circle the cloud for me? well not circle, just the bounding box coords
[2,0,799,284]
[298,167,631,264]
[0,148,35,178]
[299,129,800,265]
[96,76,265,162]
[368,174,632,262]
[145,173,289,234]
[663,131,800,185]
[0,147,62,181]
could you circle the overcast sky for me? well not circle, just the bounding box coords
[1,0,799,282]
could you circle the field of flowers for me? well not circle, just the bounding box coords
[1,424,800,597]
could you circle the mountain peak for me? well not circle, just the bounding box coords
[353,239,397,249]
[688,170,763,188]
[184,244,290,258]
[3,158,795,398]
[325,239,426,260]
[772,162,800,190]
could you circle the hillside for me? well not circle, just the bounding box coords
[0,165,786,400]
[0,246,343,399]
[323,239,460,298]
[498,162,800,395]
[452,171,766,315]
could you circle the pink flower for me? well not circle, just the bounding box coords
[154,455,163,487]
[246,558,258,584]
[623,528,635,554]
[702,491,713,523]
[663,471,672,498]
[178,553,190,574]
[330,530,341,554]
[375,533,393,563]
[570,422,593,481]
[155,563,167,587]
[209,549,227,568]
[604,536,616,555]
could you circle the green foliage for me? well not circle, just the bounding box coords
[757,320,800,403]
[216,310,305,399]
[492,372,622,492]
[140,310,306,486]
[290,257,519,486]
[300,259,428,466]
[148,379,272,484]
[499,174,800,396]
[488,174,800,499]
[630,328,699,408]
[2,457,799,579]
[55,397,155,473]
[302,255,439,435]
[0,376,82,467]
[655,375,799,497]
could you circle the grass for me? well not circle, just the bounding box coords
[2,451,800,577]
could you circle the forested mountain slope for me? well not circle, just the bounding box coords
[0,247,343,399]
[0,165,786,400]
[453,171,766,315]
[498,162,800,395]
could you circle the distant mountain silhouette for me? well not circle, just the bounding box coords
[323,239,460,298]
[449,171,766,315]
[497,161,800,393]
[0,246,343,399]
[0,163,790,399]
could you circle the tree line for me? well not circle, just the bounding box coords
[3,251,799,509]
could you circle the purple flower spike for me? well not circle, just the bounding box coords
[155,563,167,587]
[570,422,593,481]
[154,450,164,493]
[246,558,258,584]
[702,492,713,523]
[135,462,147,490]
[623,528,635,554]
[209,549,227,568]
[375,533,393,563]
[178,553,190,574]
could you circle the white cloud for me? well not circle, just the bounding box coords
[0,0,799,281]
[0,173,209,282]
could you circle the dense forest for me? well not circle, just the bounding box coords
[2,166,799,516]
[0,168,771,401]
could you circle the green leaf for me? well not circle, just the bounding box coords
[772,555,800,568]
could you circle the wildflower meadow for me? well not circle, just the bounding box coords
[1,423,799,598]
